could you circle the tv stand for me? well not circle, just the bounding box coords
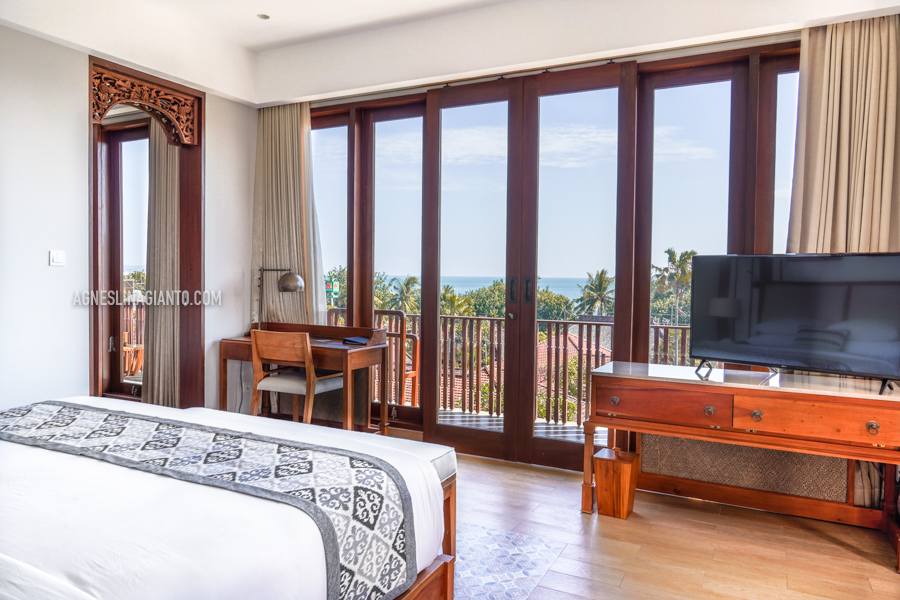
[693,359,713,380]
[584,362,900,571]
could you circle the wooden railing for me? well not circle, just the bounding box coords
[123,300,145,346]
[327,308,420,406]
[649,324,693,366]
[537,320,613,427]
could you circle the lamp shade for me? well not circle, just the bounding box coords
[277,271,305,293]
[709,297,740,318]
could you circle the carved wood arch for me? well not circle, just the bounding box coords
[91,64,199,146]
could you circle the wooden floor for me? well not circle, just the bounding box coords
[456,454,899,600]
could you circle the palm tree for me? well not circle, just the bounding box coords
[440,284,472,316]
[389,275,420,313]
[651,248,697,326]
[575,269,615,316]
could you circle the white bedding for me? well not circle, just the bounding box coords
[0,397,446,600]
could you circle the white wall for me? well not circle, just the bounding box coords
[0,0,256,104]
[0,26,90,409]
[203,95,257,409]
[257,0,900,103]
[0,24,259,411]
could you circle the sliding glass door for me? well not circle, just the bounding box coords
[423,80,524,459]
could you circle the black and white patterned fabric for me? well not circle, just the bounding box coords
[0,401,416,600]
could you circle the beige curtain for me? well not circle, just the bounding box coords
[788,15,900,253]
[251,102,326,325]
[141,120,180,408]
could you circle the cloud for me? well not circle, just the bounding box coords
[540,124,617,168]
[653,126,718,162]
[312,123,719,173]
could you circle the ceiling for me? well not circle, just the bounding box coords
[144,0,515,51]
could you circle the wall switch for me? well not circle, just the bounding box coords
[49,250,66,267]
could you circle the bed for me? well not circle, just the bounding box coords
[0,397,456,600]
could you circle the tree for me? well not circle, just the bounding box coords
[651,248,697,326]
[574,269,615,316]
[536,287,576,321]
[373,272,392,310]
[440,285,472,316]
[389,275,420,313]
[463,279,506,318]
[324,265,347,309]
[124,269,146,293]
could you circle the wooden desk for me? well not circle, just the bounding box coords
[219,323,389,433]
[583,361,900,569]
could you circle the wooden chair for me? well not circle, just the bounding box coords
[249,330,344,423]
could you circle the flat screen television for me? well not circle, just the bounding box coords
[690,253,900,382]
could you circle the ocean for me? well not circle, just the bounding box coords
[438,276,588,300]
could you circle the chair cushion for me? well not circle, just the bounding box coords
[256,372,344,395]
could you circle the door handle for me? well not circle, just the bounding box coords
[508,277,517,303]
[524,277,533,304]
[507,312,517,320]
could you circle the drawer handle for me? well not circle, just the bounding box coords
[867,421,880,435]
[610,396,621,407]
[704,406,716,417]
[751,410,763,422]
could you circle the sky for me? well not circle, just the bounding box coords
[311,78,800,282]
[122,138,149,272]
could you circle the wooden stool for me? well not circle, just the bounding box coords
[593,448,640,519]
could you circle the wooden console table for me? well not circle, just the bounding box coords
[219,323,389,433]
[583,361,900,570]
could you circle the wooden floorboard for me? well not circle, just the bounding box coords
[455,454,899,600]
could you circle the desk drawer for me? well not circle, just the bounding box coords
[733,396,900,446]
[595,386,732,428]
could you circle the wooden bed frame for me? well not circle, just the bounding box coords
[398,475,456,599]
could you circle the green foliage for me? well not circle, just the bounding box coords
[574,269,615,316]
[462,279,506,318]
[373,272,392,310]
[651,248,696,326]
[389,275,421,313]
[124,269,146,293]
[536,286,576,321]
[440,285,473,316]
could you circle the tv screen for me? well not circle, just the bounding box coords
[690,254,900,381]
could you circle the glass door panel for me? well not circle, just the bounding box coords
[311,126,349,316]
[373,116,424,409]
[120,137,149,393]
[650,81,731,365]
[438,101,509,432]
[534,89,618,447]
[772,72,800,254]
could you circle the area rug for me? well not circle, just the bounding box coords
[454,522,566,599]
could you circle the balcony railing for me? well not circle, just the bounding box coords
[649,324,693,366]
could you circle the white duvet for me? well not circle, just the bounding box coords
[0,397,444,600]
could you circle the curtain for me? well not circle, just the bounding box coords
[788,15,900,253]
[141,120,180,408]
[251,102,326,325]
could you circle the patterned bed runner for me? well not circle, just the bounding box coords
[0,401,416,600]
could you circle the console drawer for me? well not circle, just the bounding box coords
[733,396,900,446]
[595,385,733,428]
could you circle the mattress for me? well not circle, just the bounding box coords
[0,397,454,600]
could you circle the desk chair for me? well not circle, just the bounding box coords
[249,330,344,423]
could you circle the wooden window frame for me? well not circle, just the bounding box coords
[90,58,205,407]
[308,41,801,463]
[100,121,150,397]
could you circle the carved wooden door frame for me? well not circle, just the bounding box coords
[89,57,206,408]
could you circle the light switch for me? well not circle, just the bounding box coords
[49,250,66,267]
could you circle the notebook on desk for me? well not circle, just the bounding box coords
[343,336,370,346]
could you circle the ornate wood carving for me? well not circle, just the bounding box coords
[91,66,198,145]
